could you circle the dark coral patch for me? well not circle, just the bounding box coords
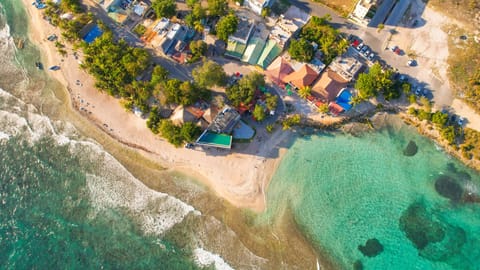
[403,140,418,156]
[358,238,384,257]
[435,175,463,201]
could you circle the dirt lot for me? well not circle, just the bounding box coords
[428,0,480,31]
[313,0,357,17]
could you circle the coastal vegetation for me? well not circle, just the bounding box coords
[81,32,151,98]
[282,114,302,130]
[226,72,265,106]
[355,63,397,100]
[296,15,348,64]
[157,120,201,146]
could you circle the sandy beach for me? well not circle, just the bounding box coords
[22,0,291,212]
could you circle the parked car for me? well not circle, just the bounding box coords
[363,49,371,57]
[367,52,375,61]
[407,59,417,66]
[414,87,422,96]
[390,45,398,52]
[361,45,369,53]
[458,117,465,126]
[49,65,60,71]
[356,43,364,51]
[399,74,408,82]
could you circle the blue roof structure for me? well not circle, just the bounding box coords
[83,25,103,44]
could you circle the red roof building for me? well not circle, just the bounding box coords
[283,64,319,89]
[265,57,294,87]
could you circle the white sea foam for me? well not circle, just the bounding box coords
[193,248,235,270]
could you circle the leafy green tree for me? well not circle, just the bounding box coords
[402,83,412,94]
[186,0,198,8]
[190,40,207,58]
[192,60,227,88]
[151,65,169,86]
[261,7,270,18]
[288,38,314,62]
[158,120,184,146]
[408,94,417,104]
[355,73,376,98]
[419,96,432,112]
[147,107,162,133]
[318,103,329,113]
[441,126,457,145]
[265,93,278,111]
[152,0,176,18]
[207,0,228,16]
[226,72,265,106]
[216,13,238,41]
[180,122,201,142]
[431,111,448,127]
[282,114,301,130]
[253,104,266,122]
[298,86,311,99]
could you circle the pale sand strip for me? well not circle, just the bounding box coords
[22,0,290,212]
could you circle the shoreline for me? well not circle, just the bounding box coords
[20,0,290,212]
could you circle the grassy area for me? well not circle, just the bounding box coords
[446,26,480,113]
[311,0,357,17]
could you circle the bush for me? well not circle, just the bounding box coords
[282,114,301,130]
[133,24,147,36]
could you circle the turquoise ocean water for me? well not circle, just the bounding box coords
[3,0,480,269]
[262,118,480,269]
[0,1,221,269]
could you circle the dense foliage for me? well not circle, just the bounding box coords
[226,72,265,107]
[157,120,201,147]
[253,104,266,122]
[299,15,348,64]
[189,40,207,61]
[215,13,238,41]
[355,63,395,99]
[265,93,278,111]
[207,0,228,17]
[81,32,151,98]
[408,108,460,145]
[288,38,314,62]
[192,60,227,88]
[282,114,302,130]
[298,86,312,99]
[151,0,177,18]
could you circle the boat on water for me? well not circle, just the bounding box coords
[49,65,60,71]
[35,62,43,70]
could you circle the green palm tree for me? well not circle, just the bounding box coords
[298,86,311,99]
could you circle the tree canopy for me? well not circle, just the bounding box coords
[215,13,238,41]
[288,38,314,62]
[226,72,265,107]
[152,0,176,18]
[190,40,207,60]
[81,32,151,98]
[207,0,228,17]
[354,63,394,99]
[299,15,345,63]
[157,120,201,146]
[253,104,266,122]
[192,60,227,88]
[265,93,278,111]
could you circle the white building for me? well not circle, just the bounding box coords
[243,0,272,15]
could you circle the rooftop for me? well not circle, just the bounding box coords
[229,17,255,44]
[329,50,364,81]
[208,106,241,134]
[312,69,349,102]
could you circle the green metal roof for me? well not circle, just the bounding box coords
[225,40,247,59]
[256,40,282,69]
[241,38,266,65]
